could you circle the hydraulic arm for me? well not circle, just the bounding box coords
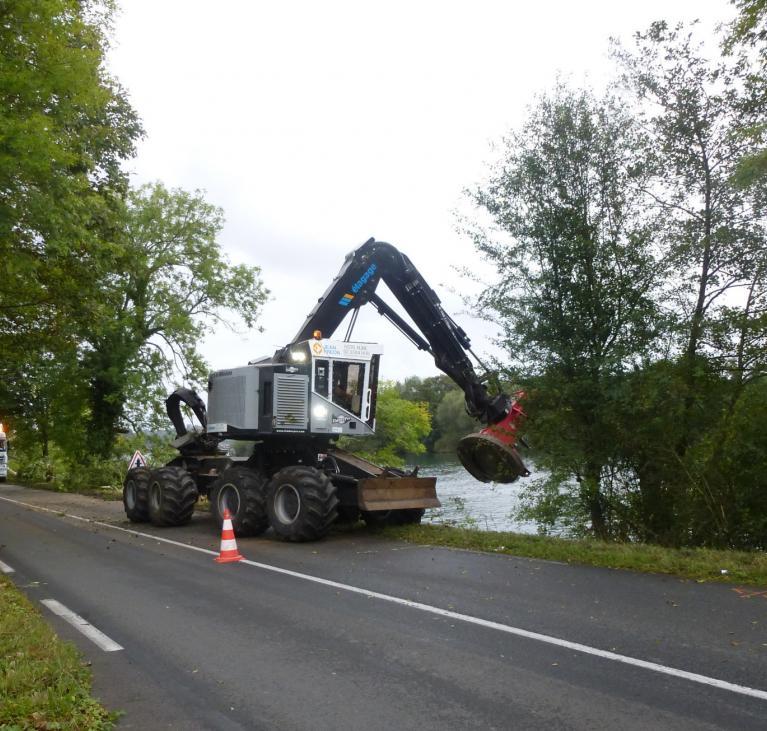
[285,238,529,482]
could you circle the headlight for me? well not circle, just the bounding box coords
[312,405,328,418]
[290,350,307,363]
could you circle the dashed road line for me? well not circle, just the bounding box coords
[0,558,15,574]
[2,493,767,701]
[41,599,123,652]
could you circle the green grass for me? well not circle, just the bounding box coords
[0,576,116,730]
[382,524,767,586]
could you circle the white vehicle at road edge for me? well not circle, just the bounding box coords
[0,425,7,482]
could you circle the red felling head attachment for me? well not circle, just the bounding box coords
[457,392,530,484]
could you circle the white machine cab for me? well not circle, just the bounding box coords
[205,338,383,439]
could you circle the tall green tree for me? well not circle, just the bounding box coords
[0,0,141,451]
[465,85,662,538]
[613,22,767,421]
[0,0,141,340]
[82,183,269,455]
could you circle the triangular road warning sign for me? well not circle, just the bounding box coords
[128,450,147,470]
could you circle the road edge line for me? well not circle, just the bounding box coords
[41,598,123,652]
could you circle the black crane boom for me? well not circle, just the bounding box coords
[287,238,509,425]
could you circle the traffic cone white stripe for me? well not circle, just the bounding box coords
[220,539,238,551]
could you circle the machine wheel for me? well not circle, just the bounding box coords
[267,466,338,542]
[209,467,269,537]
[123,467,151,522]
[148,466,199,527]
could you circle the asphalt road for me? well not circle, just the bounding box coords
[1,483,766,730]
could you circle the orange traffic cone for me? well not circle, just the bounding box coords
[215,508,244,563]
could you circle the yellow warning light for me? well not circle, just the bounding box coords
[312,330,322,340]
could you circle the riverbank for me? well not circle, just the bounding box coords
[383,524,767,586]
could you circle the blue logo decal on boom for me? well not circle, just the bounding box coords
[351,263,377,294]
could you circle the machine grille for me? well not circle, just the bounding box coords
[274,374,308,430]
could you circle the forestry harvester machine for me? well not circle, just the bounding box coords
[122,239,529,541]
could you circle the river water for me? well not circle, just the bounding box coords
[408,454,541,533]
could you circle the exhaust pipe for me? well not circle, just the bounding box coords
[457,394,530,484]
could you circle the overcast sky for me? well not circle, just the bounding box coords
[107,0,734,384]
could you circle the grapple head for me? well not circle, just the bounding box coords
[457,394,530,484]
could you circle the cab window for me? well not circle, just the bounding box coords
[331,361,365,416]
[314,359,329,397]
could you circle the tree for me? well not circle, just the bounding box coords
[0,0,141,343]
[432,389,476,453]
[613,22,767,424]
[0,0,141,454]
[395,375,456,450]
[339,383,431,467]
[79,183,269,455]
[465,85,662,538]
[726,1,767,186]
[608,23,767,547]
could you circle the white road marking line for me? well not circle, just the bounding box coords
[2,493,766,701]
[0,558,15,574]
[40,599,123,652]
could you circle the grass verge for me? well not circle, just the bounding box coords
[382,524,767,586]
[0,576,116,730]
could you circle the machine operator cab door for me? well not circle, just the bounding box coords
[307,339,382,437]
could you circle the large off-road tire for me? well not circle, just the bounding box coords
[123,467,151,522]
[209,466,269,537]
[267,466,338,542]
[147,466,199,527]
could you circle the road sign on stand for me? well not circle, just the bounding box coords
[128,450,147,470]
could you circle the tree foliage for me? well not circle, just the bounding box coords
[468,23,767,549]
[339,383,431,467]
[467,85,662,538]
[432,389,476,453]
[725,1,767,186]
[82,183,268,454]
[394,375,456,451]
[0,4,268,466]
[0,0,141,350]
